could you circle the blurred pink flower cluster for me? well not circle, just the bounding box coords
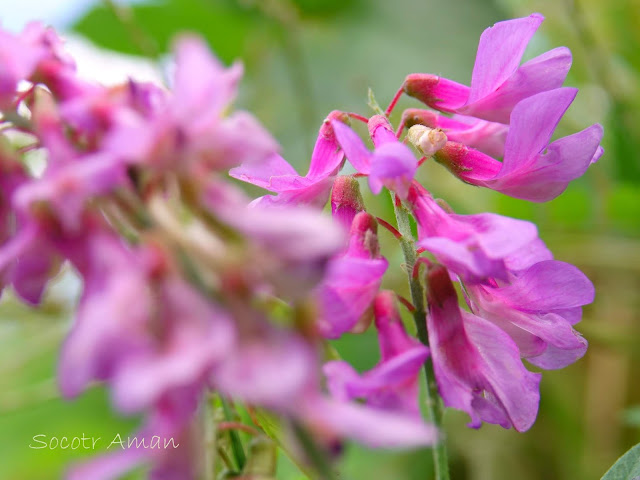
[0,12,602,480]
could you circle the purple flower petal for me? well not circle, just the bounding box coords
[330,119,371,174]
[468,13,544,104]
[464,47,572,123]
[426,265,541,431]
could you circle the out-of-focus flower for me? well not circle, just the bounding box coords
[315,212,388,338]
[104,36,278,174]
[324,291,429,416]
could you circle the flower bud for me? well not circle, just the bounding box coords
[331,176,365,230]
[407,125,447,157]
[400,108,438,130]
[402,73,468,112]
[425,263,458,310]
[346,211,380,259]
[367,115,395,147]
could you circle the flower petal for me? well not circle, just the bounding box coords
[468,13,544,104]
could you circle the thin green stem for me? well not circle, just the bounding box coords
[204,395,217,480]
[220,397,247,472]
[391,192,450,480]
[291,421,336,480]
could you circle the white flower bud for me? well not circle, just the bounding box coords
[407,125,448,157]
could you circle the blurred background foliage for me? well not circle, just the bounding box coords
[0,0,639,478]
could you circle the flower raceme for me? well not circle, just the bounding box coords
[0,12,601,480]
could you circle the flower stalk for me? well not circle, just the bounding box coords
[391,192,450,480]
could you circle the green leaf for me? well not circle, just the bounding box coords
[72,0,258,62]
[622,406,640,428]
[601,443,640,480]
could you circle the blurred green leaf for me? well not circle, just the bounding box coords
[622,407,640,428]
[72,0,258,62]
[601,443,640,480]
[606,183,640,234]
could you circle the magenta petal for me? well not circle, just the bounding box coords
[403,74,470,112]
[470,286,588,370]
[215,330,316,410]
[418,237,507,281]
[440,115,508,158]
[434,142,503,183]
[499,261,595,311]
[323,291,430,416]
[491,122,604,202]
[67,445,147,480]
[410,186,538,282]
[368,115,397,146]
[464,47,572,123]
[454,213,539,258]
[368,143,418,198]
[316,213,387,338]
[306,397,437,448]
[58,236,153,398]
[468,13,544,104]
[316,257,388,338]
[331,120,372,174]
[230,114,344,207]
[503,238,553,272]
[172,35,242,122]
[502,88,578,171]
[526,340,588,369]
[112,280,235,413]
[426,265,541,431]
[229,153,299,190]
[324,347,428,416]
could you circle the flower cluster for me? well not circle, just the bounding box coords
[0,23,436,480]
[0,12,602,480]
[235,12,601,433]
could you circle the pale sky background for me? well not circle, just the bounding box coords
[0,0,163,85]
[0,0,99,32]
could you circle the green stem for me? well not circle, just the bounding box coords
[204,395,217,480]
[220,397,247,472]
[291,421,336,480]
[391,193,450,480]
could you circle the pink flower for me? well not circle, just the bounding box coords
[433,88,604,202]
[214,326,316,411]
[203,180,346,298]
[302,396,437,449]
[315,212,388,338]
[465,260,592,369]
[330,175,366,230]
[324,291,429,416]
[104,36,278,173]
[425,264,541,431]
[331,115,417,199]
[403,14,571,124]
[0,22,77,107]
[407,183,539,282]
[229,111,348,208]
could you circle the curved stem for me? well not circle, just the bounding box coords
[391,192,450,480]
